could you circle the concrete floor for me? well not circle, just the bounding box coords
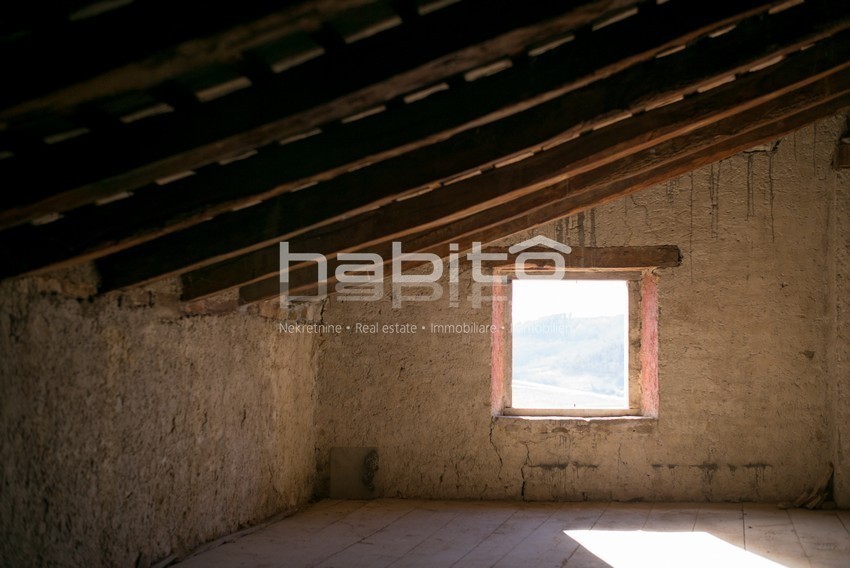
[177,499,850,567]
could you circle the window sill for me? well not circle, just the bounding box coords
[495,414,657,424]
[502,408,637,418]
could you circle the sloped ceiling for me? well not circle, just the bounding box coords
[1,0,848,308]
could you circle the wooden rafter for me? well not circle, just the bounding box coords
[0,0,641,229]
[236,79,850,303]
[0,0,375,120]
[0,0,341,116]
[115,20,850,298]
[0,0,847,307]
[0,0,794,277]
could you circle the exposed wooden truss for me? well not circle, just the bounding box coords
[0,0,377,119]
[1,0,848,308]
[0,0,799,276]
[0,0,641,228]
[239,83,850,303]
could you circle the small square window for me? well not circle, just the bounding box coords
[492,270,659,418]
[511,279,630,411]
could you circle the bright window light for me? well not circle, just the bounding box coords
[511,279,628,410]
[565,530,787,568]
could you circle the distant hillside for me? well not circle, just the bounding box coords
[513,313,627,398]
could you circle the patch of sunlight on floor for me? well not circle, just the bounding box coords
[565,530,786,568]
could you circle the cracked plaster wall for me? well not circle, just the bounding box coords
[0,267,318,566]
[317,114,850,505]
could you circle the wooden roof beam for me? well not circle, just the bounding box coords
[94,21,850,295]
[239,87,850,303]
[0,0,643,229]
[0,0,804,278]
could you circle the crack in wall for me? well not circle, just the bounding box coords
[697,462,719,500]
[689,172,695,284]
[813,123,818,178]
[488,420,503,480]
[709,162,720,239]
[769,148,777,243]
[666,177,679,205]
[628,195,651,233]
[555,217,568,246]
[577,212,586,248]
[589,209,597,247]
[747,153,755,219]
[520,442,531,500]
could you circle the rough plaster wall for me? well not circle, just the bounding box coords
[317,114,849,503]
[0,266,317,566]
[829,130,850,508]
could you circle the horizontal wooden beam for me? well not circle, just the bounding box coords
[182,245,681,313]
[401,96,850,267]
[0,0,790,276]
[0,0,358,118]
[218,71,850,303]
[237,81,850,303]
[0,0,640,228]
[90,11,850,294]
[173,32,850,300]
[488,245,683,270]
[0,1,379,121]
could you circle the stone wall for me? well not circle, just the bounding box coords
[828,127,850,508]
[3,114,848,568]
[316,115,850,504]
[0,267,318,565]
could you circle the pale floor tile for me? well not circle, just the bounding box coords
[494,503,607,568]
[591,502,653,531]
[837,510,850,534]
[385,502,517,567]
[177,501,372,568]
[562,545,614,568]
[789,508,850,567]
[454,503,560,567]
[642,503,700,532]
[743,504,811,568]
[693,503,745,548]
[317,503,460,567]
[178,500,850,568]
[266,500,415,567]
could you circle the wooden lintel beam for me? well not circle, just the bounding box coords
[487,245,682,270]
[183,245,680,311]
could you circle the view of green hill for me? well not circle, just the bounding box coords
[512,313,627,409]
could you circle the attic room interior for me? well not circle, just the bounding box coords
[3,0,850,566]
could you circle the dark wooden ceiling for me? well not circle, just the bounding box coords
[1,0,849,308]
